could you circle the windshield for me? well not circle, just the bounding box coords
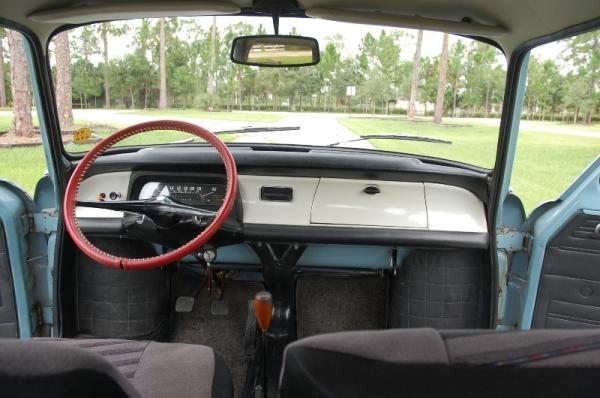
[49,16,507,168]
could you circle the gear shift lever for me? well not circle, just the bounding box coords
[254,291,273,332]
[253,291,273,397]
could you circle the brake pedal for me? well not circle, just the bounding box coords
[175,296,195,313]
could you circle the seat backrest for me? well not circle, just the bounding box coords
[279,328,600,398]
[0,338,141,398]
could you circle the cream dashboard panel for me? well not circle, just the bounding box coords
[310,178,428,228]
[75,171,130,218]
[237,175,320,225]
[75,172,488,234]
[239,176,486,233]
[425,183,487,233]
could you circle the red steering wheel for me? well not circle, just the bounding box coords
[63,120,237,270]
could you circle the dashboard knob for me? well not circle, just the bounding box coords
[109,191,121,200]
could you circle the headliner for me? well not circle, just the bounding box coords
[1,0,599,56]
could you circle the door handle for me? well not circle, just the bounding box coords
[592,224,600,239]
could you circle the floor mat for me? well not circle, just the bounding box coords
[296,275,387,338]
[168,272,263,397]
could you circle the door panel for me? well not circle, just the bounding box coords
[0,222,18,337]
[519,157,600,329]
[0,181,36,337]
[532,213,600,328]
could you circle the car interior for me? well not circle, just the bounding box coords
[0,0,599,397]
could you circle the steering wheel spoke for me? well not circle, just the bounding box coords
[77,196,218,220]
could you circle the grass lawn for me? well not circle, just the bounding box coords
[1,129,237,195]
[0,145,47,196]
[2,113,599,216]
[63,129,237,152]
[0,114,40,132]
[0,115,12,132]
[129,109,285,123]
[339,117,600,214]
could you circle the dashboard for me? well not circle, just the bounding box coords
[74,146,490,249]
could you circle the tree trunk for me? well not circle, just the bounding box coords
[484,85,491,117]
[55,31,73,128]
[433,33,449,124]
[129,86,135,108]
[207,16,217,99]
[574,106,579,124]
[0,35,6,108]
[158,18,168,109]
[101,23,111,109]
[452,76,458,118]
[407,30,423,121]
[8,31,34,137]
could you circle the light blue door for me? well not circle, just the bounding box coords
[0,176,57,338]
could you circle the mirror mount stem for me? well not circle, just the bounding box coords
[272,9,279,35]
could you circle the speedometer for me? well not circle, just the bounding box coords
[138,182,227,207]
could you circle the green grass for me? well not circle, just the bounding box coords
[64,129,237,152]
[129,109,284,122]
[0,115,12,132]
[339,118,500,168]
[2,114,599,215]
[339,117,600,213]
[0,114,40,132]
[0,145,47,196]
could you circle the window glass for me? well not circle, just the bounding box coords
[510,30,600,214]
[0,28,44,195]
[49,17,506,168]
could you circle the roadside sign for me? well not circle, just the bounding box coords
[73,127,92,144]
[346,86,356,96]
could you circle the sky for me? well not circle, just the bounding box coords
[63,15,563,67]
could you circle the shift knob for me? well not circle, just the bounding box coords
[254,291,273,332]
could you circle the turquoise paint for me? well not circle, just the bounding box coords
[0,181,36,338]
[216,243,261,264]
[33,176,58,331]
[213,243,410,270]
[495,53,530,327]
[24,37,59,335]
[521,156,600,329]
[496,52,530,230]
[298,245,394,268]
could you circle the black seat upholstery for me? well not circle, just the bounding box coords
[0,338,233,398]
[279,328,600,398]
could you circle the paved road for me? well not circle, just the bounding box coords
[70,109,373,149]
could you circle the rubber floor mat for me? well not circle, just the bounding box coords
[296,275,387,339]
[168,276,263,397]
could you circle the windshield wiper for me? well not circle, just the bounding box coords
[328,134,452,147]
[215,126,300,135]
[168,126,300,144]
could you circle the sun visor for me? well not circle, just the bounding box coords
[306,8,508,38]
[28,1,240,24]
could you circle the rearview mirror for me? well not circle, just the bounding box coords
[231,35,320,67]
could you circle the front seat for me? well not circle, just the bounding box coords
[279,328,600,398]
[0,338,233,398]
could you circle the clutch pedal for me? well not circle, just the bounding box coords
[175,296,195,313]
